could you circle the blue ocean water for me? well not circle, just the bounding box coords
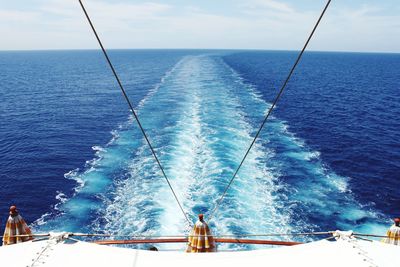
[0,50,399,245]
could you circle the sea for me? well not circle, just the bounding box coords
[0,50,399,248]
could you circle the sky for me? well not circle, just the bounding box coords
[0,0,399,52]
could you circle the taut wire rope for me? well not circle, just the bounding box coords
[78,0,191,226]
[208,0,332,221]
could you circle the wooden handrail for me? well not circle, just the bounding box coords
[95,238,187,245]
[216,238,302,246]
[94,238,302,246]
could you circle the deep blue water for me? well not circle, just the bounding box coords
[0,50,399,246]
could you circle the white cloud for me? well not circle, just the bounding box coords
[0,0,398,52]
[0,10,40,22]
[242,0,295,15]
[308,4,400,52]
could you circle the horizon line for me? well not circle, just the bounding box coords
[0,48,399,55]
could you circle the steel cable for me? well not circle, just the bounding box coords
[208,0,332,221]
[78,0,191,226]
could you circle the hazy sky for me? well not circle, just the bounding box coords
[0,0,399,52]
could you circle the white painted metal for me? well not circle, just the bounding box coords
[0,232,399,267]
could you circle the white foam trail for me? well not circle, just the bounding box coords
[96,58,193,238]
[64,169,85,193]
[32,57,185,230]
[96,56,295,247]
[221,56,387,236]
[136,59,186,111]
[35,53,388,241]
[34,212,51,226]
[164,56,292,238]
[92,145,106,153]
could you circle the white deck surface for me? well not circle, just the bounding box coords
[1,233,399,267]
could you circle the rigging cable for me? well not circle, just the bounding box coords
[208,0,332,221]
[78,0,192,226]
